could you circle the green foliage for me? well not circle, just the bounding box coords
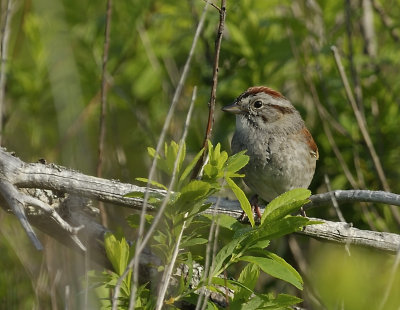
[5,0,400,308]
[89,141,314,309]
[88,234,136,308]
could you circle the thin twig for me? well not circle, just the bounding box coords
[127,88,196,309]
[195,194,222,310]
[155,212,188,310]
[324,175,346,223]
[119,3,210,309]
[331,45,400,225]
[377,246,400,310]
[200,216,221,310]
[97,0,113,227]
[371,0,400,42]
[192,0,226,179]
[324,174,351,256]
[148,87,196,309]
[0,0,14,145]
[287,28,358,188]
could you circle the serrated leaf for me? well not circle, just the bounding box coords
[224,150,249,174]
[104,233,130,276]
[240,252,303,290]
[225,177,254,227]
[135,177,167,190]
[261,188,311,224]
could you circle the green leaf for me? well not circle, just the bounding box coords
[179,147,205,184]
[126,213,153,228]
[175,180,211,212]
[203,214,242,231]
[225,177,254,227]
[147,146,158,159]
[124,191,144,198]
[254,216,312,242]
[166,141,179,175]
[104,233,130,276]
[135,177,167,190]
[224,150,249,174]
[217,150,229,169]
[240,252,303,290]
[261,188,311,224]
[180,237,208,247]
[203,164,219,179]
[234,263,260,301]
[211,233,248,277]
[232,292,302,310]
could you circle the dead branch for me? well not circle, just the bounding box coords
[192,0,226,178]
[0,147,400,257]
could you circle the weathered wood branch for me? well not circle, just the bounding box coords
[0,147,399,258]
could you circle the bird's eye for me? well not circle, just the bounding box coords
[253,100,263,109]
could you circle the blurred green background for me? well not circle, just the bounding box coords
[1,0,400,309]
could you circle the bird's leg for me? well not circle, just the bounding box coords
[250,194,263,219]
[238,194,263,222]
[299,206,307,217]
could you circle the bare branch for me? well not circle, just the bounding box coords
[96,0,113,226]
[307,190,400,210]
[0,179,42,250]
[1,148,400,254]
[192,0,226,178]
[127,2,210,307]
[300,218,400,253]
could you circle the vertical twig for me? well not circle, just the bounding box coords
[152,87,196,310]
[192,0,226,179]
[331,45,400,225]
[195,193,223,310]
[0,0,14,145]
[287,28,358,188]
[97,0,112,227]
[111,4,210,308]
[324,174,351,256]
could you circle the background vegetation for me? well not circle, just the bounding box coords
[1,0,400,309]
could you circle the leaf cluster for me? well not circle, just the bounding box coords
[89,141,315,309]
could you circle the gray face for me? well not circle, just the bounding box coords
[223,91,298,131]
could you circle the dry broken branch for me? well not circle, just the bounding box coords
[0,147,400,256]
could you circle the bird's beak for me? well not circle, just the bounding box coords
[222,102,243,114]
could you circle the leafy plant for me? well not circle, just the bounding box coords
[89,141,316,309]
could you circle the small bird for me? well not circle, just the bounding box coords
[222,86,318,217]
